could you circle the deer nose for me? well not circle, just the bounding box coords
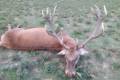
[65,69,76,77]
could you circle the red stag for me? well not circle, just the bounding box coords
[0,5,107,77]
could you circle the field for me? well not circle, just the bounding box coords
[0,0,120,80]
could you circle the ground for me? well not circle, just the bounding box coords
[0,0,120,80]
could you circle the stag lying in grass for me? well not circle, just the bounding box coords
[0,5,107,77]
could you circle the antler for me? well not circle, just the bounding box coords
[79,5,107,48]
[41,6,70,50]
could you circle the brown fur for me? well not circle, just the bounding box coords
[0,27,77,77]
[0,27,76,51]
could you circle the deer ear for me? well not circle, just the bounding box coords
[57,49,66,55]
[79,48,88,55]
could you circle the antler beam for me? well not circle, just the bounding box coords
[80,5,107,48]
[41,6,70,50]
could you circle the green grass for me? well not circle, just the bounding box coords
[0,0,120,80]
[0,69,17,80]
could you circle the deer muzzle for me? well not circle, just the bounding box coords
[65,62,76,77]
[65,57,78,77]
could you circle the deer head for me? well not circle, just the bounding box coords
[41,5,107,77]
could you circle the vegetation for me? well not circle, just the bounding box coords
[0,0,120,80]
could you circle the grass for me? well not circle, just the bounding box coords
[0,0,120,80]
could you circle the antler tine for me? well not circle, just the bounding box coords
[46,7,49,15]
[103,5,107,15]
[79,5,106,48]
[51,32,70,50]
[42,5,70,50]
[47,27,70,50]
[52,5,57,17]
[42,10,45,17]
[42,7,51,17]
[94,5,102,18]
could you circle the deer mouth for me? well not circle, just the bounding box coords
[65,69,76,77]
[65,61,76,77]
[65,58,78,77]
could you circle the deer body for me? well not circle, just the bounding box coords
[0,5,107,77]
[0,27,78,77]
[0,27,76,51]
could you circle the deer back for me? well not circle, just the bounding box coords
[0,27,76,51]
